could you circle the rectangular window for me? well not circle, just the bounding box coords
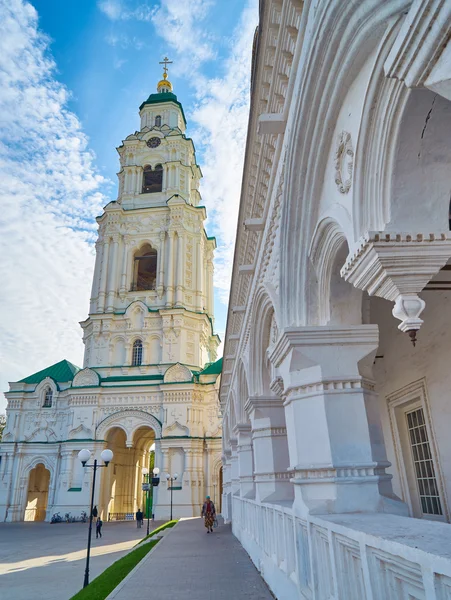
[387,379,448,521]
[406,407,443,517]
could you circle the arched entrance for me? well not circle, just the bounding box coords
[100,425,156,521]
[24,463,50,521]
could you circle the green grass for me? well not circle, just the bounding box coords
[136,519,178,545]
[69,539,159,600]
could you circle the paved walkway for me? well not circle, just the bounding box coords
[109,518,274,600]
[0,520,163,600]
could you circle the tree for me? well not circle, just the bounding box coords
[0,414,6,442]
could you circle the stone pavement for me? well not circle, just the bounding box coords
[0,519,163,600]
[108,517,274,600]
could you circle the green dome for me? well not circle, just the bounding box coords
[139,92,187,126]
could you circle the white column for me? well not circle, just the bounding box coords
[106,235,120,312]
[175,232,184,306]
[119,236,129,294]
[207,258,214,317]
[97,238,110,313]
[89,241,103,313]
[166,231,175,307]
[195,239,203,311]
[272,325,408,517]
[157,231,165,298]
[245,396,293,503]
[234,424,255,499]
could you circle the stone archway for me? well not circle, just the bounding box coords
[24,463,50,521]
[99,424,157,521]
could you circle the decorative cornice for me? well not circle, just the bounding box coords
[269,325,379,369]
[292,461,392,484]
[244,395,285,415]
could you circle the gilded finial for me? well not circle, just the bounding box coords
[157,57,173,92]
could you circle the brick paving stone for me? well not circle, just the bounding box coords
[109,517,274,600]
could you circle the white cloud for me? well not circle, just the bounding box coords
[150,0,216,69]
[113,57,128,70]
[98,0,155,22]
[0,0,108,411]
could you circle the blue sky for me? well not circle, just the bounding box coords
[0,0,258,412]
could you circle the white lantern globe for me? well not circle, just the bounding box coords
[78,449,91,465]
[101,449,113,465]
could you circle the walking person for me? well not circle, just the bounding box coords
[92,505,98,521]
[201,496,216,533]
[96,517,103,539]
[136,508,143,528]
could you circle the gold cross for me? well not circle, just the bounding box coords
[159,56,173,77]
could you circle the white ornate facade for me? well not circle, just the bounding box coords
[0,72,222,523]
[221,2,451,599]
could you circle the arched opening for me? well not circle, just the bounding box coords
[155,115,161,127]
[43,387,53,408]
[132,244,157,291]
[24,463,50,521]
[132,339,143,366]
[142,164,163,194]
[100,425,156,521]
[327,239,362,326]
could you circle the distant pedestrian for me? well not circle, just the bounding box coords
[136,509,143,528]
[92,505,98,520]
[201,496,216,533]
[96,518,103,538]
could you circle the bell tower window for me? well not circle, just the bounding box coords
[43,387,53,408]
[142,164,163,193]
[155,115,161,127]
[132,244,157,291]
[132,339,143,366]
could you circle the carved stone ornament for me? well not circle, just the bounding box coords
[334,131,354,194]
[72,368,100,388]
[164,363,192,383]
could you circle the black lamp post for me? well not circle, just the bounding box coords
[165,472,178,521]
[78,448,113,589]
[142,466,160,535]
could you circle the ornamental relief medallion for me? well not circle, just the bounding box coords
[334,131,354,194]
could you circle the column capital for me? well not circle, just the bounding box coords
[269,325,379,395]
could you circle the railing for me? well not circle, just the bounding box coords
[108,512,135,521]
[129,277,156,292]
[231,496,451,600]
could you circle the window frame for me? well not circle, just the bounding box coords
[43,387,53,408]
[132,339,143,366]
[142,164,163,194]
[387,378,448,521]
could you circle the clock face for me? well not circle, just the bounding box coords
[147,137,161,149]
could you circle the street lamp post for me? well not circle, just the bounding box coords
[142,466,160,535]
[165,472,178,520]
[78,448,113,589]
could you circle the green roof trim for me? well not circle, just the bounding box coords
[101,375,163,383]
[200,357,223,376]
[19,359,81,385]
[139,92,187,126]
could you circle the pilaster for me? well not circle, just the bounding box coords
[245,396,293,504]
[233,423,255,499]
[270,325,408,517]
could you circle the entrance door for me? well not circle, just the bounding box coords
[24,463,50,521]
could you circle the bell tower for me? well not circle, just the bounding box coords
[81,62,219,373]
